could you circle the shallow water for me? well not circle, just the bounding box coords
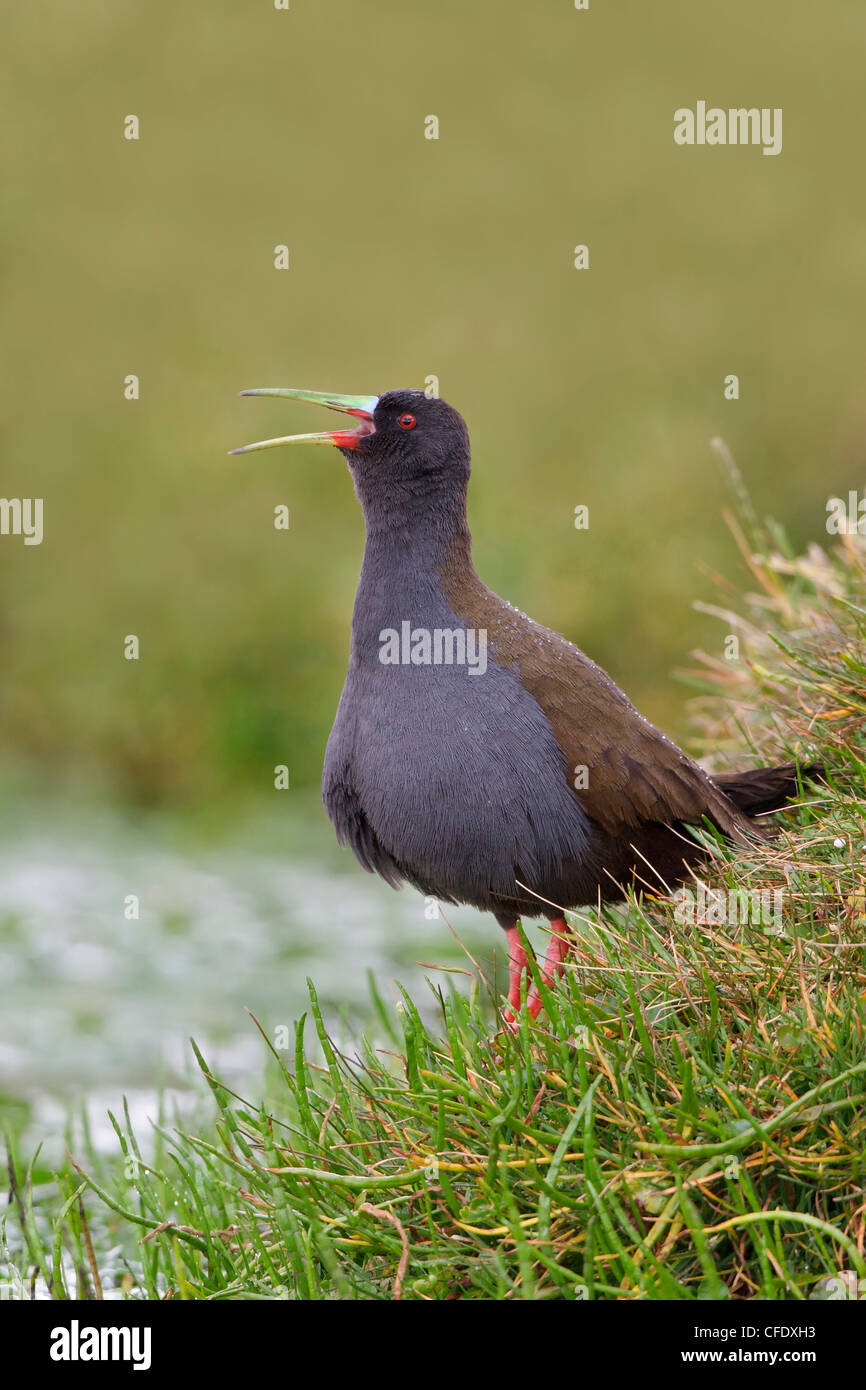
[0,796,514,1144]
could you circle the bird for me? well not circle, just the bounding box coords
[231,387,820,1023]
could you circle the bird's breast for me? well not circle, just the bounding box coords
[322,648,592,903]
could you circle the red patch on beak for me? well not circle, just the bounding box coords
[330,419,375,450]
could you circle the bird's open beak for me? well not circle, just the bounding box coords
[229,388,379,454]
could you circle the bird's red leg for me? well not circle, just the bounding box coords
[504,924,531,1014]
[524,917,571,1020]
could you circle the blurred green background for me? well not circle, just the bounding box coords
[3,0,864,809]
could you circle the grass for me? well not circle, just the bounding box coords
[2,494,865,1300]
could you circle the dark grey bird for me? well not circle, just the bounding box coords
[231,388,819,1022]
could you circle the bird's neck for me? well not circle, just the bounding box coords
[350,489,477,647]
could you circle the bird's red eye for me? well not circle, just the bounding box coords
[399,413,416,430]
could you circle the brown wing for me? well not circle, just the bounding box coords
[443,570,757,844]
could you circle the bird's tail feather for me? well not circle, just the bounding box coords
[712,761,825,817]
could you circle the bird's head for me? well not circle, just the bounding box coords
[230,387,471,517]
